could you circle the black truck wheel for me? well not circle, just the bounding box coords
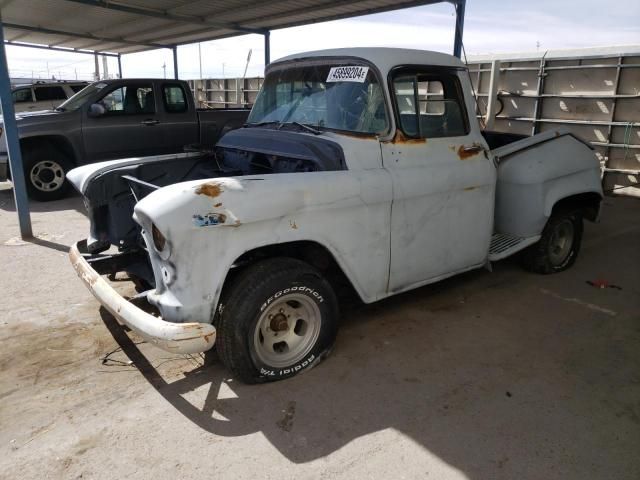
[521,210,583,274]
[216,257,339,384]
[23,146,72,201]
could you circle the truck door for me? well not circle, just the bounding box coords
[380,67,496,293]
[156,82,198,150]
[82,82,165,161]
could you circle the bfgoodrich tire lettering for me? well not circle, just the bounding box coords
[215,257,339,384]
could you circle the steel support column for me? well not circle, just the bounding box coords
[117,53,123,78]
[172,46,178,79]
[94,51,99,80]
[485,60,501,130]
[452,0,466,58]
[264,31,270,66]
[0,22,32,238]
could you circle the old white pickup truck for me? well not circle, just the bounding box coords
[69,48,603,384]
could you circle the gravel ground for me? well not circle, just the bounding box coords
[1,183,639,480]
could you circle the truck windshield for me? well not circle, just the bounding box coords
[56,82,108,111]
[248,63,388,135]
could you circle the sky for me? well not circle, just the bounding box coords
[6,0,640,81]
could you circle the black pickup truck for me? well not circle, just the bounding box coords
[0,79,249,201]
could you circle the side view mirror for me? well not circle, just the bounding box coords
[88,103,106,117]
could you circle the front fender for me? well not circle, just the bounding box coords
[134,171,392,324]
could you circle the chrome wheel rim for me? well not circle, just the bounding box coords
[29,160,65,192]
[548,219,574,266]
[253,293,321,368]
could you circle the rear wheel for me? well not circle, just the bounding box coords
[521,210,583,274]
[23,146,72,201]
[216,257,339,384]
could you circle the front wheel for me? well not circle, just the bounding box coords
[521,210,583,274]
[216,257,339,384]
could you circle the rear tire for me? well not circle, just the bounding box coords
[215,257,339,384]
[23,145,72,201]
[521,210,583,274]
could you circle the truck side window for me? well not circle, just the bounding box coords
[162,84,187,113]
[34,86,67,101]
[392,71,468,138]
[13,88,33,103]
[98,85,155,114]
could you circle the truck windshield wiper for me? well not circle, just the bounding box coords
[245,120,322,135]
[277,121,321,135]
[244,121,279,128]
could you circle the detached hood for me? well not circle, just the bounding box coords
[216,127,347,171]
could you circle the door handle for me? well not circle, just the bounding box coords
[461,145,484,154]
[458,144,486,160]
[141,119,160,126]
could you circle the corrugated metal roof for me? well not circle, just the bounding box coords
[1,0,454,55]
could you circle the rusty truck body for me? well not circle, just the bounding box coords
[68,48,603,383]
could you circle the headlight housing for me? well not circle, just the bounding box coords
[151,224,167,252]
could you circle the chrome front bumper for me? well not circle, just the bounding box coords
[69,241,216,354]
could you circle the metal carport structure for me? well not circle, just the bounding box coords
[0,0,466,239]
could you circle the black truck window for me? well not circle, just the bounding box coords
[392,69,469,138]
[13,88,33,103]
[34,86,67,101]
[99,85,155,114]
[162,84,187,113]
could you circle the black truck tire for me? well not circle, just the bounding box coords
[23,145,72,201]
[521,210,583,274]
[216,257,339,384]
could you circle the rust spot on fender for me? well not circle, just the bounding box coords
[195,182,223,198]
[464,186,478,191]
[457,143,483,160]
[213,202,222,208]
[384,130,426,145]
[289,220,298,230]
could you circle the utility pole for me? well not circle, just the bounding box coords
[162,61,166,79]
[242,49,252,79]
[198,42,202,79]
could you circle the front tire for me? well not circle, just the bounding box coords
[216,257,339,384]
[521,210,583,274]
[23,146,72,201]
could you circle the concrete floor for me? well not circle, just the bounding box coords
[1,183,639,480]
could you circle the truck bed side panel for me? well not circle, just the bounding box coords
[494,132,602,237]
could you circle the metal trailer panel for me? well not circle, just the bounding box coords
[468,47,640,196]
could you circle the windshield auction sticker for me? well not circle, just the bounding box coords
[326,66,369,83]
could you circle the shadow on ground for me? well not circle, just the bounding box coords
[0,183,85,215]
[99,255,639,477]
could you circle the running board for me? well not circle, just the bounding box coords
[488,233,540,261]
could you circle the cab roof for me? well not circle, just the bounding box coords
[273,48,466,75]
